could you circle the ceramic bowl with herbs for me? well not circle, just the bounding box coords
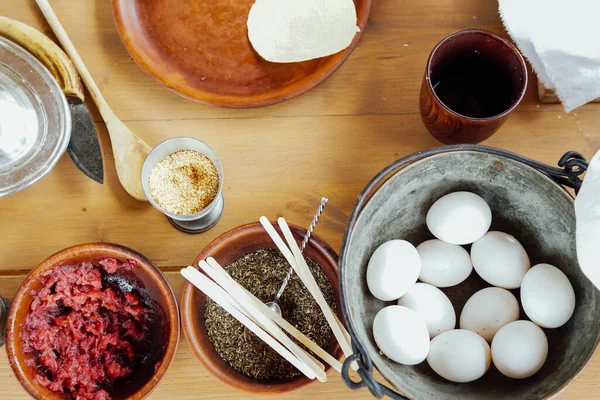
[180,222,343,393]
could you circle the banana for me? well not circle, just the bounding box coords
[0,15,84,102]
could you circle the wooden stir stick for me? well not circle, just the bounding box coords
[200,258,327,382]
[36,0,151,201]
[259,217,353,358]
[199,258,343,372]
[180,267,318,380]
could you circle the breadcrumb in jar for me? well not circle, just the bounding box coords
[148,150,219,215]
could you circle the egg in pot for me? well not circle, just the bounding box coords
[373,305,430,365]
[366,240,420,301]
[398,283,456,339]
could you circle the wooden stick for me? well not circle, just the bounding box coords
[36,0,151,202]
[180,267,317,380]
[199,259,343,372]
[332,310,352,349]
[277,218,354,357]
[202,259,327,381]
[258,217,353,357]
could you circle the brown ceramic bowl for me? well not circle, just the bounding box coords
[181,222,343,393]
[111,0,371,108]
[5,243,180,400]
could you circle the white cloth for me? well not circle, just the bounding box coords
[499,0,600,112]
[575,151,600,290]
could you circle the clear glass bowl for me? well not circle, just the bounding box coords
[0,37,71,198]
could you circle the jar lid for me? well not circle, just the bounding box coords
[0,36,70,197]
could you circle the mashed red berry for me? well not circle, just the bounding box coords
[22,258,149,400]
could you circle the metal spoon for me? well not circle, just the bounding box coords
[244,197,328,341]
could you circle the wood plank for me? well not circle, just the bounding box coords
[0,111,597,271]
[0,272,384,399]
[1,0,593,124]
[0,272,600,399]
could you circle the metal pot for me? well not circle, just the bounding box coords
[339,145,598,399]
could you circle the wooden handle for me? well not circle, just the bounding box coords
[35,0,110,115]
[36,0,152,202]
[0,16,84,102]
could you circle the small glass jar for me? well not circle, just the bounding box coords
[142,137,225,233]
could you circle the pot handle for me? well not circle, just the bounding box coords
[340,145,588,399]
[503,150,587,194]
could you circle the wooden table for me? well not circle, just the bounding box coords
[0,0,598,399]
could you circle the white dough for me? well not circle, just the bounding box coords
[247,0,360,63]
[373,306,430,365]
[521,263,576,328]
[398,283,456,338]
[471,231,530,289]
[417,239,473,287]
[459,287,520,342]
[426,192,492,245]
[492,320,548,379]
[366,240,421,301]
[427,329,491,383]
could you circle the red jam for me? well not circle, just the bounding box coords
[22,258,148,400]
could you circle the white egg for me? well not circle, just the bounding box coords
[398,283,455,338]
[471,231,530,289]
[427,329,491,383]
[491,320,548,379]
[521,263,576,328]
[373,306,430,365]
[417,239,473,287]
[367,240,421,301]
[426,191,492,245]
[459,287,520,342]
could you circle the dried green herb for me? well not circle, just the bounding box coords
[204,249,336,380]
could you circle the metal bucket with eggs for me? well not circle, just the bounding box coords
[339,145,599,399]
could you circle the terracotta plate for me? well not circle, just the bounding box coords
[111,0,371,108]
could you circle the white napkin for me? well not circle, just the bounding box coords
[575,151,600,290]
[499,0,600,112]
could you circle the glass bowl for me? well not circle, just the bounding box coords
[0,36,71,198]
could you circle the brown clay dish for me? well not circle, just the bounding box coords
[111,0,371,108]
[180,222,344,393]
[5,243,180,400]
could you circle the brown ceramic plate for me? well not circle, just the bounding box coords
[6,243,180,400]
[111,0,371,108]
[180,222,344,393]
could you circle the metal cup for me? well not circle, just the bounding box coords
[142,137,225,234]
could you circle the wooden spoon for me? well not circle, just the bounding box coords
[36,0,151,201]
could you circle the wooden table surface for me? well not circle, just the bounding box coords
[0,0,599,399]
